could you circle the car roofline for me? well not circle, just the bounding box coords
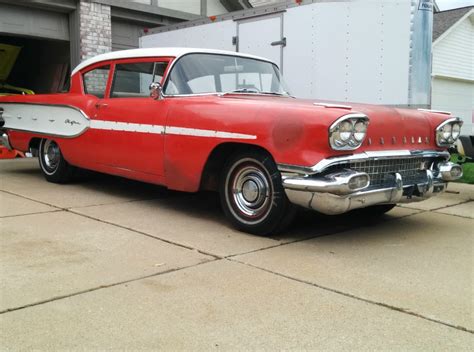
[71,47,277,75]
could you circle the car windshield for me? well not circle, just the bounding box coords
[164,53,290,96]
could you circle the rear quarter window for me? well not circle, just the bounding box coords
[83,65,110,98]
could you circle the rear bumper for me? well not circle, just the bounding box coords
[279,150,462,215]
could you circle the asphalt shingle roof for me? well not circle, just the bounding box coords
[433,6,473,41]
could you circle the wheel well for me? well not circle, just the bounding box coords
[29,138,42,151]
[200,143,273,191]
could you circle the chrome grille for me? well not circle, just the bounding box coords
[349,157,427,188]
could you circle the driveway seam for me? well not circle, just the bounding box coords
[229,258,474,335]
[0,189,164,211]
[66,209,223,260]
[0,189,221,259]
[0,209,63,219]
[398,199,472,212]
[0,258,219,315]
[226,209,427,259]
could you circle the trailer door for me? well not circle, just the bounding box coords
[237,14,284,71]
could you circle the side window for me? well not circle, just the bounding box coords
[83,65,110,98]
[111,61,168,98]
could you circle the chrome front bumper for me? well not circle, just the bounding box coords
[279,150,462,215]
[0,133,12,150]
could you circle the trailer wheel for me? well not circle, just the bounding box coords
[38,139,74,183]
[220,150,296,236]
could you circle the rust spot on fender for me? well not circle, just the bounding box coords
[272,119,304,151]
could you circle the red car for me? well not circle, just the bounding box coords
[0,48,463,235]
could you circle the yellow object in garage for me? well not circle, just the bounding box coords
[0,43,34,96]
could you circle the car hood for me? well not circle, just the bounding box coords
[222,94,447,151]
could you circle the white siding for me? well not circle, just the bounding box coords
[432,77,474,135]
[207,0,227,16]
[432,16,474,81]
[158,0,201,15]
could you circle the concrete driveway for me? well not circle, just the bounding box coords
[0,158,473,350]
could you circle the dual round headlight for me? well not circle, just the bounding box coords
[329,114,369,150]
[436,118,463,147]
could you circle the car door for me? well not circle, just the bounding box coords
[90,58,170,176]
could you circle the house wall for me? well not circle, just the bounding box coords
[432,16,473,81]
[156,0,227,16]
[432,14,474,135]
[79,1,112,61]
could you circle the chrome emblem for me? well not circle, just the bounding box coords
[411,136,415,144]
[403,136,407,144]
[380,137,384,145]
[64,119,80,126]
[418,137,422,144]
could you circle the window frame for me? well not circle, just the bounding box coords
[80,57,173,99]
[81,63,112,98]
[162,53,281,97]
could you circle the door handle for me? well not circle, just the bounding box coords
[95,102,108,108]
[271,37,286,47]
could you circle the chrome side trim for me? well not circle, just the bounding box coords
[313,102,352,110]
[417,108,451,115]
[277,150,450,175]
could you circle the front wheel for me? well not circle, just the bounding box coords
[38,139,74,183]
[219,151,296,236]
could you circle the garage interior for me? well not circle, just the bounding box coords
[0,35,70,94]
[0,0,193,95]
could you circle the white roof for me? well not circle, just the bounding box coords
[72,47,275,75]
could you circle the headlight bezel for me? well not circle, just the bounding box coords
[329,113,369,151]
[436,117,463,147]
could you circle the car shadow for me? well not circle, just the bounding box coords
[76,172,410,241]
[3,162,416,241]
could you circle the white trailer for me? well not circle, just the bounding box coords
[140,0,434,108]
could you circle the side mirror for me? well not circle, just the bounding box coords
[149,82,163,100]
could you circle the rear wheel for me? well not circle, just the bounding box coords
[38,139,74,183]
[220,151,296,236]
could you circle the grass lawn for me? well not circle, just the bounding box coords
[450,154,474,184]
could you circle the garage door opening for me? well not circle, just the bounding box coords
[0,35,70,94]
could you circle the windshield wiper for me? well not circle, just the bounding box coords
[224,89,293,97]
[260,91,295,98]
[230,88,260,94]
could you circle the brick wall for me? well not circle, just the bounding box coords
[79,0,112,61]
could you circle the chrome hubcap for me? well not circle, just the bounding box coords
[230,163,271,219]
[43,140,60,170]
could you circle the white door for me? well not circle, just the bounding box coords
[237,14,284,71]
[432,77,474,135]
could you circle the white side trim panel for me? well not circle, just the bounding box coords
[90,120,256,140]
[1,103,257,140]
[165,126,256,140]
[1,104,89,137]
[90,120,165,134]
